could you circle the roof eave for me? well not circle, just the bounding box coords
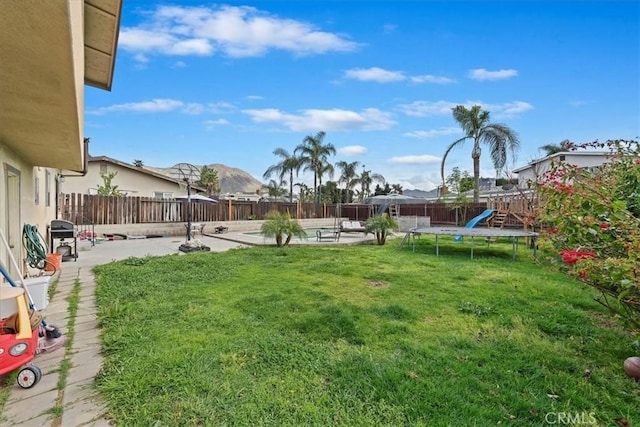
[84,0,123,91]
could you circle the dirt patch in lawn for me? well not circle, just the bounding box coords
[367,281,389,289]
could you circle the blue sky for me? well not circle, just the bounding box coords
[86,1,639,191]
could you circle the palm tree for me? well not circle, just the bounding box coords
[353,168,385,201]
[263,148,302,203]
[364,214,399,245]
[440,105,520,202]
[540,139,572,156]
[197,165,220,196]
[262,178,288,199]
[321,180,340,204]
[260,211,306,247]
[391,183,404,194]
[294,182,313,203]
[317,161,335,202]
[294,131,336,203]
[336,160,360,203]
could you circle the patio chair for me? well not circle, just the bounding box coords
[339,221,366,233]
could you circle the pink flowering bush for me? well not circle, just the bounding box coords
[559,250,596,265]
[536,139,640,329]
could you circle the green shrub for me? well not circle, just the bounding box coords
[365,214,399,245]
[536,138,640,330]
[260,211,306,247]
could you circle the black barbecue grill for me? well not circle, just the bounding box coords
[48,219,78,261]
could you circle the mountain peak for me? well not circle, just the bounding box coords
[147,163,263,194]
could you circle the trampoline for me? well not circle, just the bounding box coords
[400,226,538,260]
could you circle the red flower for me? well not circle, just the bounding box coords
[578,270,588,280]
[559,250,596,265]
[599,223,610,230]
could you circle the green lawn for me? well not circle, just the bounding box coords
[93,237,639,426]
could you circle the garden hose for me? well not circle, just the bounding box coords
[22,224,51,272]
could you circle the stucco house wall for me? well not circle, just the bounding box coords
[514,152,611,188]
[62,158,193,198]
[0,146,59,277]
[0,0,122,278]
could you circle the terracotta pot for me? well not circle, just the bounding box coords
[623,356,640,380]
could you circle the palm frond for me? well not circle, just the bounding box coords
[440,137,468,186]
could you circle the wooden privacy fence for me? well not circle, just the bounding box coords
[58,193,509,227]
[58,194,340,225]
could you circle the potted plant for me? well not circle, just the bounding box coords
[365,214,399,245]
[260,211,306,247]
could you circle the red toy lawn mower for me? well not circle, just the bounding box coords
[0,287,43,388]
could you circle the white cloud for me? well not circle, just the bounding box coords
[338,145,368,156]
[87,99,186,115]
[119,5,359,61]
[342,69,456,85]
[204,118,230,129]
[133,53,150,64]
[398,100,458,117]
[393,174,441,191]
[246,95,264,101]
[398,100,533,119]
[87,99,236,115]
[383,24,397,34]
[243,108,396,132]
[182,103,207,115]
[410,74,456,84]
[171,61,187,68]
[403,127,461,139]
[207,102,237,113]
[485,101,534,118]
[388,154,441,164]
[343,67,405,83]
[169,38,214,55]
[468,68,518,81]
[119,28,178,51]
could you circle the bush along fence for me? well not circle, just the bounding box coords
[58,193,498,227]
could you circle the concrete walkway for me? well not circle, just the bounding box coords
[1,235,248,426]
[2,230,375,425]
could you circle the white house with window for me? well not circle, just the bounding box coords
[513,151,612,188]
[61,156,206,198]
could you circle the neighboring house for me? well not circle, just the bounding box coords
[513,151,612,188]
[0,1,122,277]
[62,156,206,198]
[219,193,262,202]
[424,189,513,204]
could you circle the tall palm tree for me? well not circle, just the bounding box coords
[263,148,302,203]
[354,168,385,201]
[317,161,335,203]
[336,160,360,203]
[197,165,220,196]
[294,182,313,203]
[294,131,336,203]
[322,180,340,204]
[540,139,571,156]
[391,183,404,194]
[262,179,288,198]
[440,105,520,202]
